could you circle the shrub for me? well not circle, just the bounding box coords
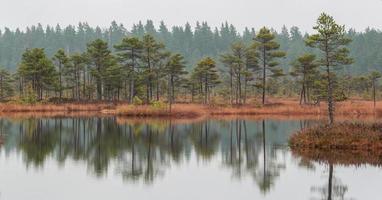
[151,100,166,109]
[20,84,38,104]
[132,96,143,105]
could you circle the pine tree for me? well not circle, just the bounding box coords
[18,48,57,100]
[114,37,143,103]
[368,71,381,108]
[306,13,353,124]
[192,57,220,104]
[254,27,286,105]
[53,49,69,101]
[66,53,87,100]
[86,39,115,100]
[0,67,14,100]
[290,54,319,104]
[141,35,164,103]
[165,54,188,108]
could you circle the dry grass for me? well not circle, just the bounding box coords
[0,111,109,119]
[289,122,382,150]
[114,104,207,118]
[290,121,382,166]
[0,103,114,112]
[0,99,382,119]
[209,99,382,116]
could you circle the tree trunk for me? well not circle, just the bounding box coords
[328,164,333,200]
[327,65,335,124]
[129,50,136,104]
[373,80,376,108]
[59,63,62,102]
[230,68,233,105]
[204,75,208,104]
[262,48,266,105]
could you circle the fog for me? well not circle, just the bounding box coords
[1,0,381,32]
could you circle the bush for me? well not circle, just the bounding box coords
[20,84,38,104]
[151,100,166,109]
[132,96,143,105]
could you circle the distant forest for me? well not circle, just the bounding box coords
[0,20,381,74]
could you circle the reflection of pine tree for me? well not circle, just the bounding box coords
[310,164,354,200]
[6,117,295,187]
[220,119,287,194]
[189,121,220,161]
[253,120,286,194]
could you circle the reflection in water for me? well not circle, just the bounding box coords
[310,164,352,200]
[0,117,365,200]
[0,117,302,191]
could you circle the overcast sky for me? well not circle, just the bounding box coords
[1,0,381,33]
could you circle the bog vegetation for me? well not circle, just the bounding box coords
[0,13,381,121]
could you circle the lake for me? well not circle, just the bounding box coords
[0,117,379,200]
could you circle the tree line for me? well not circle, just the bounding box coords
[1,19,382,75]
[0,13,381,120]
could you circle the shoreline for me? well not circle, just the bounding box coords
[289,122,382,165]
[0,99,380,119]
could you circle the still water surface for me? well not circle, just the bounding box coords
[0,117,379,200]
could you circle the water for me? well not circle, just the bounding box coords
[0,117,379,200]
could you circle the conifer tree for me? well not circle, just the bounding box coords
[0,67,14,100]
[86,39,115,100]
[192,57,220,104]
[254,27,286,105]
[114,37,143,103]
[290,54,318,104]
[165,54,187,107]
[53,49,69,101]
[306,13,353,124]
[18,48,57,100]
[369,71,381,108]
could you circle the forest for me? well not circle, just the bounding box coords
[0,13,379,108]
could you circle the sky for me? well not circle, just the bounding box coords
[1,0,382,33]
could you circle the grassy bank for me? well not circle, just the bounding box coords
[290,122,382,166]
[0,102,114,112]
[289,122,382,151]
[114,99,382,118]
[0,99,381,118]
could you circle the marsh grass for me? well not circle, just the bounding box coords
[289,122,382,150]
[0,99,382,118]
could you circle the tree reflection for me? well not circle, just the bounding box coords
[311,164,351,200]
[0,117,290,189]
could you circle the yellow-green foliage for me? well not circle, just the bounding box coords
[151,100,166,109]
[132,96,143,105]
[20,84,38,104]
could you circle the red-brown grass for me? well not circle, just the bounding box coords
[114,104,207,118]
[289,122,382,150]
[0,99,382,119]
[209,99,382,116]
[290,122,382,166]
[0,102,114,112]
